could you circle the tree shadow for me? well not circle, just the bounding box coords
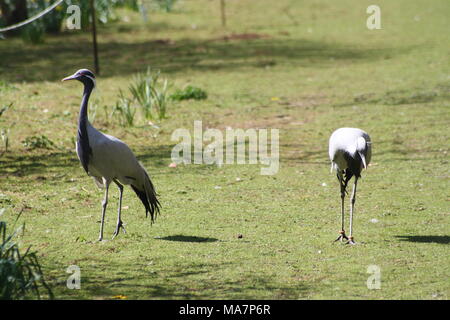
[157,234,219,243]
[279,136,445,167]
[0,144,175,178]
[47,257,309,299]
[0,33,414,83]
[0,142,229,179]
[335,84,450,107]
[0,150,79,177]
[280,144,327,165]
[395,235,450,244]
[133,144,175,168]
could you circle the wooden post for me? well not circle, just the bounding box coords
[220,0,226,27]
[90,0,100,75]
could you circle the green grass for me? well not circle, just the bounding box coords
[0,0,449,299]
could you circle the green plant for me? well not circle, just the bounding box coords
[153,78,169,120]
[153,0,178,12]
[21,135,56,150]
[20,21,45,44]
[88,99,100,124]
[170,85,208,101]
[112,90,136,127]
[0,209,53,300]
[2,0,178,44]
[64,0,147,29]
[129,68,170,121]
[0,103,13,118]
[18,0,54,44]
[102,105,111,125]
[0,82,17,93]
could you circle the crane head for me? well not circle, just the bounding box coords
[62,69,96,88]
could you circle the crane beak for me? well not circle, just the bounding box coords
[61,74,77,82]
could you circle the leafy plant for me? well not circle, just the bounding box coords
[0,103,13,118]
[2,0,180,44]
[0,209,53,300]
[0,82,17,93]
[152,77,169,120]
[21,135,56,150]
[102,105,111,125]
[170,85,208,101]
[19,0,52,44]
[128,67,170,121]
[112,90,136,127]
[88,99,100,124]
[153,0,178,12]
[20,23,45,44]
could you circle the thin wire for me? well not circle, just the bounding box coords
[0,0,65,33]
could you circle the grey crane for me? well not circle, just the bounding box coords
[329,127,372,244]
[62,69,160,241]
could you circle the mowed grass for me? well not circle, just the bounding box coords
[0,0,449,299]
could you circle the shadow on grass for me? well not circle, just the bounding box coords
[395,235,450,244]
[0,143,226,179]
[335,84,450,107]
[0,144,175,178]
[279,135,448,167]
[157,234,219,242]
[280,144,327,165]
[0,150,79,177]
[51,259,309,299]
[0,33,413,83]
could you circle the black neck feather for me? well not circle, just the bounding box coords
[77,80,94,174]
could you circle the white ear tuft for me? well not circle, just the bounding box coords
[356,136,366,152]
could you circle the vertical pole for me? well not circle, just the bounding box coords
[220,0,226,27]
[90,0,100,75]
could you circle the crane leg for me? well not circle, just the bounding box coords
[98,179,110,241]
[335,172,348,242]
[347,177,358,245]
[112,180,126,239]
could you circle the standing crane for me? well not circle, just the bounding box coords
[329,128,372,244]
[62,69,160,241]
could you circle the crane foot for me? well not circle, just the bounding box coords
[346,236,356,245]
[112,220,126,239]
[334,230,348,242]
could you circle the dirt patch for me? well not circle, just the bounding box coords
[278,93,329,109]
[214,33,271,41]
[151,38,176,45]
[204,94,328,131]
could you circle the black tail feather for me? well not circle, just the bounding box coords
[343,169,353,193]
[337,168,356,195]
[343,151,362,179]
[131,171,160,223]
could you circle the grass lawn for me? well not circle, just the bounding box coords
[0,0,449,299]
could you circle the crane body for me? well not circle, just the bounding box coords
[329,127,372,244]
[63,69,160,241]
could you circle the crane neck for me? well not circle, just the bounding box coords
[76,79,95,173]
[79,81,94,126]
